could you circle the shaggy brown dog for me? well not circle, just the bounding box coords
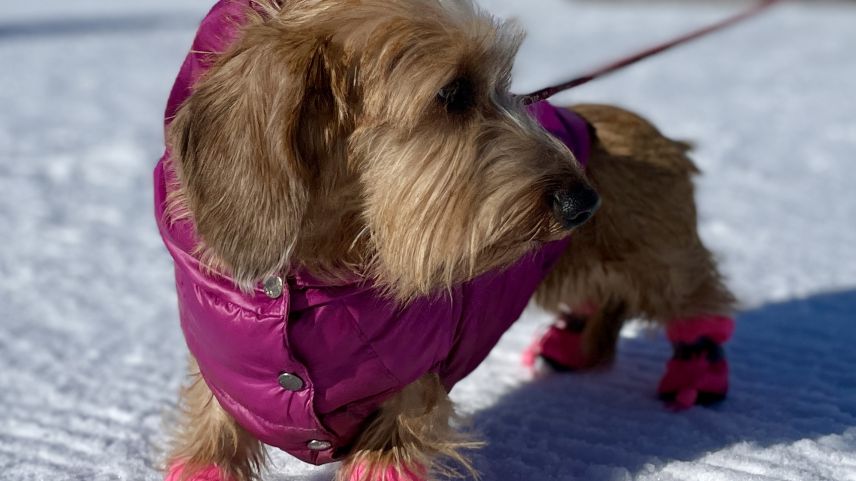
[162,0,734,480]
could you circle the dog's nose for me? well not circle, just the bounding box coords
[550,183,601,229]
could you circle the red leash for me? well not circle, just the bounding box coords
[522,0,782,104]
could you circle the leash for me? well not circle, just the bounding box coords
[521,0,782,104]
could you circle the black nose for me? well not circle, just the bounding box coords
[550,183,601,229]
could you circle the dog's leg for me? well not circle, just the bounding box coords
[654,249,736,409]
[165,357,265,481]
[534,104,736,406]
[338,374,478,481]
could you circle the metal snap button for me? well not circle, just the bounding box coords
[277,372,305,391]
[263,276,283,299]
[307,440,332,451]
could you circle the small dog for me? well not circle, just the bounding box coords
[155,0,736,480]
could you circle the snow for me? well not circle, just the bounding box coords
[1,1,854,480]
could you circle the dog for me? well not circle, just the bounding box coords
[154,0,736,480]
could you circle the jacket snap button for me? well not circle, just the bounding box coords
[277,372,304,391]
[307,440,332,451]
[263,276,283,299]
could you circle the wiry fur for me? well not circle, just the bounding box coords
[338,374,482,481]
[164,0,735,479]
[167,358,266,481]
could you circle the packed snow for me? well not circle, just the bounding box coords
[1,1,854,480]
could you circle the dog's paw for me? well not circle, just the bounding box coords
[523,312,592,371]
[657,316,735,410]
[165,463,237,481]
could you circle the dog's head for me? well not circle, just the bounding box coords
[168,0,598,300]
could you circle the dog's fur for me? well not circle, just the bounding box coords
[163,0,734,479]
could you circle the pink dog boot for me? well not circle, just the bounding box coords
[523,311,591,371]
[165,463,238,481]
[347,463,428,481]
[657,315,735,410]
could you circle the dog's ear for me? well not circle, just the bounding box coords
[169,20,334,287]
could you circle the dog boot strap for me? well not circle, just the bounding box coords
[666,315,734,344]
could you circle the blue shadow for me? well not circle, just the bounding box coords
[466,289,856,480]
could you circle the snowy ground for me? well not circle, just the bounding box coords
[1,1,854,480]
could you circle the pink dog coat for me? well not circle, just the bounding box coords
[155,0,591,465]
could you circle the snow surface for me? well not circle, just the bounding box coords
[1,1,855,480]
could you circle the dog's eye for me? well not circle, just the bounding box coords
[437,77,474,113]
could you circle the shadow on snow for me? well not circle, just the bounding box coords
[466,289,856,480]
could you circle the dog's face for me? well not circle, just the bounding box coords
[168,0,597,300]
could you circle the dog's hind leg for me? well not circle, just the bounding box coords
[165,357,265,481]
[534,104,736,407]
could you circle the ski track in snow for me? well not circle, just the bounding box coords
[1,1,854,480]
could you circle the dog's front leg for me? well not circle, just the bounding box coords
[165,357,265,481]
[338,374,478,481]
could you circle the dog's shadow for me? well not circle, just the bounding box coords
[465,289,856,480]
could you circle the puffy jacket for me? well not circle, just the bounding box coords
[155,0,591,466]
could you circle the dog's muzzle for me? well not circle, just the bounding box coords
[549,183,601,229]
